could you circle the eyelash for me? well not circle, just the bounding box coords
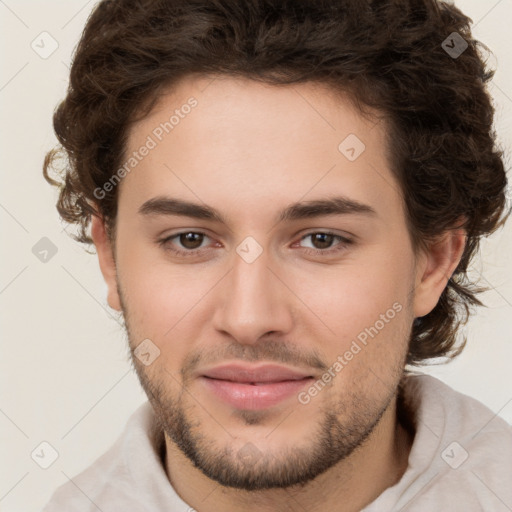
[157,231,353,258]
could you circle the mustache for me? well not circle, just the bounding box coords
[179,338,328,381]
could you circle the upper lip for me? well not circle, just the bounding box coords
[200,363,314,383]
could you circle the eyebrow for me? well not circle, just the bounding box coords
[138,195,377,224]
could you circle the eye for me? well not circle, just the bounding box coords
[158,231,213,257]
[174,232,207,250]
[296,232,353,255]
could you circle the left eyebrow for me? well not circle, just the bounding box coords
[277,196,377,222]
[138,195,377,224]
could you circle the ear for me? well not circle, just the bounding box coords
[90,214,122,312]
[413,228,466,318]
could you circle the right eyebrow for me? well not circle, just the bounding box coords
[138,196,226,223]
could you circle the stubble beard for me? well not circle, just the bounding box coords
[130,349,400,491]
[119,286,405,491]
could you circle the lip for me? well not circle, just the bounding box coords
[201,363,313,383]
[198,363,315,410]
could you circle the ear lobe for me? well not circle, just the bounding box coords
[90,214,122,312]
[413,229,467,318]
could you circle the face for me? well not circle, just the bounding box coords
[92,75,454,491]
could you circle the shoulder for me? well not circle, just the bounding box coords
[42,402,162,512]
[403,374,512,465]
[390,374,512,511]
[404,373,511,439]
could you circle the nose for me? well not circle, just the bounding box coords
[212,244,294,345]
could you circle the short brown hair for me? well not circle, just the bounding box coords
[43,0,509,366]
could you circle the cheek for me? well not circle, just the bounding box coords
[118,266,205,375]
[287,243,414,379]
[122,270,206,335]
[297,249,412,333]
[116,240,205,339]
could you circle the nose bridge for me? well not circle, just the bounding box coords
[212,243,293,343]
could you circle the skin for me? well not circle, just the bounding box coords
[91,75,465,511]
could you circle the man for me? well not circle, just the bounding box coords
[42,0,511,510]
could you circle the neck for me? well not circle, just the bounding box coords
[163,395,413,512]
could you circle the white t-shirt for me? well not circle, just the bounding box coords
[42,374,512,511]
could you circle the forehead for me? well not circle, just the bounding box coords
[119,74,403,225]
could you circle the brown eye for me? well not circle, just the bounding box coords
[310,233,336,249]
[178,232,205,249]
[297,232,353,256]
[158,231,212,256]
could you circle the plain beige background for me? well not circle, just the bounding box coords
[1,0,511,510]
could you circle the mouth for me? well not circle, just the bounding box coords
[198,363,315,410]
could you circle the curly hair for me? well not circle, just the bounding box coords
[43,0,509,366]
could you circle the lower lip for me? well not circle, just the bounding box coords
[200,376,314,410]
